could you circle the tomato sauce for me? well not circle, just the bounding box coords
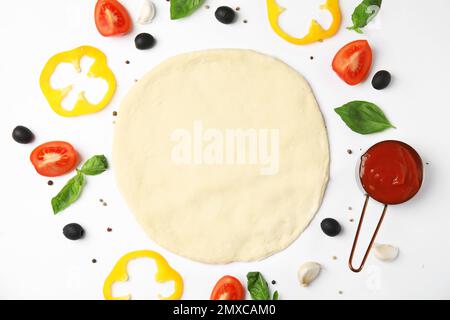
[360,140,423,205]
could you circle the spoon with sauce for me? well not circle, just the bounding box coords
[349,140,423,272]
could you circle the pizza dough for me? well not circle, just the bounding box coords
[113,49,329,264]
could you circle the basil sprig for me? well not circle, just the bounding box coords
[51,155,108,214]
[80,155,108,175]
[170,0,205,20]
[347,0,382,33]
[51,171,85,214]
[272,291,279,300]
[247,272,279,300]
[335,101,395,135]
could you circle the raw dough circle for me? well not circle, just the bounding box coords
[113,49,329,264]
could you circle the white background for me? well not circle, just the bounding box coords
[0,0,449,300]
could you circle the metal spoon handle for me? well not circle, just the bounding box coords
[348,194,388,273]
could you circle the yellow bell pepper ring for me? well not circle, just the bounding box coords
[39,46,116,117]
[103,250,184,300]
[267,0,342,45]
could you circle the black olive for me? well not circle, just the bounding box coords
[320,218,341,237]
[12,125,34,144]
[215,6,236,24]
[134,33,155,50]
[63,223,85,240]
[372,70,391,90]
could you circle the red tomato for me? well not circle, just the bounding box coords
[210,276,245,300]
[332,40,373,85]
[95,0,132,37]
[30,141,79,177]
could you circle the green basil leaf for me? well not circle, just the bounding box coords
[80,155,108,176]
[272,291,279,300]
[335,100,395,135]
[51,171,85,215]
[347,0,382,33]
[246,272,271,300]
[170,0,205,20]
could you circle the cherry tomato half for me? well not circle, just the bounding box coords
[30,141,78,177]
[95,0,132,37]
[332,40,373,86]
[210,275,245,300]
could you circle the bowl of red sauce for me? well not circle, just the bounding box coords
[349,140,423,273]
[359,140,423,205]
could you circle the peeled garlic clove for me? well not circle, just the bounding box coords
[137,0,156,24]
[373,244,399,261]
[298,262,321,287]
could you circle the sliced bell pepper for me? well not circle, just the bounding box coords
[267,0,342,45]
[103,250,184,300]
[39,46,116,117]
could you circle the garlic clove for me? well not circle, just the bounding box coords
[137,0,156,25]
[373,243,399,261]
[298,261,321,287]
